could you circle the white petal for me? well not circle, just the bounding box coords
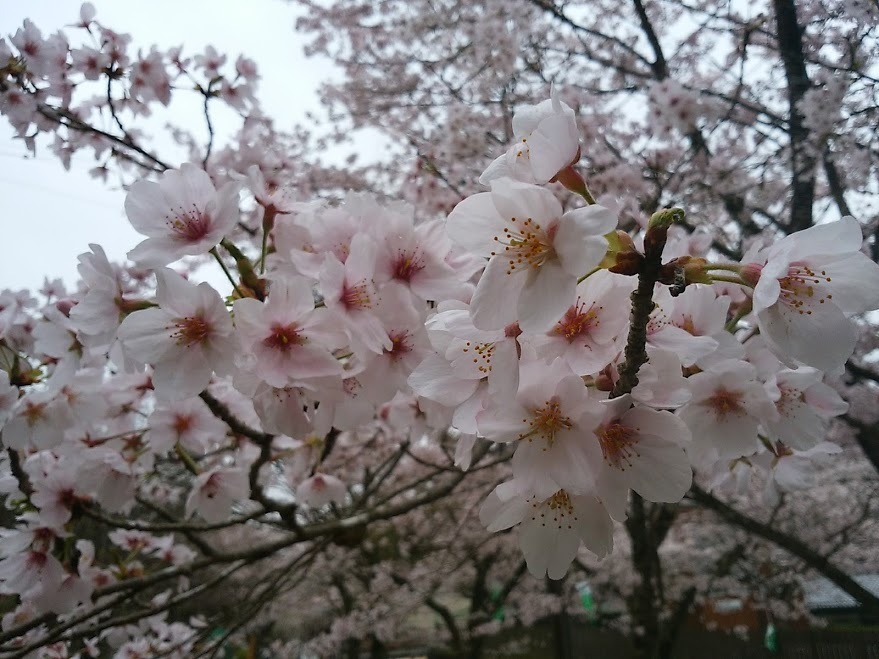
[518,260,575,333]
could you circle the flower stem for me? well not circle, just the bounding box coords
[175,442,201,475]
[210,247,246,299]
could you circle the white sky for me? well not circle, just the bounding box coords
[0,0,343,292]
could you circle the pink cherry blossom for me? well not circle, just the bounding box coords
[588,395,692,521]
[741,217,879,373]
[481,485,614,579]
[678,359,777,465]
[233,275,343,389]
[185,467,248,523]
[478,359,604,500]
[446,179,616,332]
[296,473,347,508]
[116,269,236,400]
[480,87,580,185]
[534,270,630,375]
[125,163,240,266]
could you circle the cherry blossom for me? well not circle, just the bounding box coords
[233,275,343,389]
[184,467,249,523]
[477,359,604,500]
[446,179,616,332]
[116,268,236,400]
[481,485,614,578]
[741,217,879,373]
[125,163,240,266]
[480,86,580,185]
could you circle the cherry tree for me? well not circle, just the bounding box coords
[1,2,879,658]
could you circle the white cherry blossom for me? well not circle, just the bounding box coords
[116,269,236,400]
[741,216,879,373]
[446,179,616,332]
[125,163,240,266]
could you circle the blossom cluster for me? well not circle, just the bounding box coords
[2,6,879,654]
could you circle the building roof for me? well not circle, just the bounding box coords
[803,574,879,610]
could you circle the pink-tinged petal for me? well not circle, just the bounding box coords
[518,260,575,333]
[346,232,378,282]
[595,467,629,522]
[116,308,175,363]
[520,518,580,580]
[512,103,546,136]
[318,254,345,303]
[152,346,212,400]
[752,268,782,312]
[231,298,266,346]
[446,193,506,256]
[767,400,824,450]
[124,179,168,236]
[349,312,392,355]
[212,181,242,235]
[127,236,186,267]
[478,153,518,186]
[555,233,610,280]
[758,301,854,374]
[265,276,315,322]
[679,405,759,461]
[513,431,597,500]
[281,344,343,381]
[561,204,617,237]
[409,354,478,406]
[454,432,477,470]
[821,252,879,313]
[453,386,488,434]
[782,216,865,261]
[296,473,347,508]
[626,407,692,446]
[479,488,529,532]
[773,458,814,491]
[803,382,848,418]
[470,256,525,330]
[477,404,530,442]
[527,114,579,182]
[490,179,562,224]
[175,163,219,208]
[648,326,718,367]
[154,268,200,317]
[486,339,520,401]
[571,496,615,557]
[624,435,692,503]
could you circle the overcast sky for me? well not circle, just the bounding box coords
[0,0,337,292]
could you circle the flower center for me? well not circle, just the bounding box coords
[341,280,373,310]
[386,331,412,362]
[778,264,833,315]
[490,216,553,274]
[22,400,47,427]
[461,341,495,375]
[167,205,210,243]
[530,489,579,529]
[518,397,573,448]
[775,384,804,416]
[551,297,600,342]
[173,315,211,346]
[263,323,305,353]
[393,249,424,282]
[172,414,193,436]
[704,388,745,420]
[596,421,639,470]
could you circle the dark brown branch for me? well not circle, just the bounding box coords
[689,484,879,612]
[611,214,674,398]
[199,390,273,446]
[772,0,815,232]
[632,0,669,79]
